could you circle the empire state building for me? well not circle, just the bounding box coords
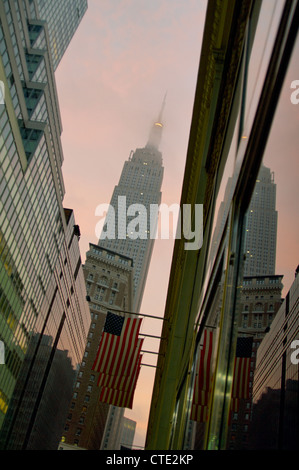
[99,100,165,312]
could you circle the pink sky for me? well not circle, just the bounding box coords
[54,1,299,448]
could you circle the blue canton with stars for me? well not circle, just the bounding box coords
[104,312,125,336]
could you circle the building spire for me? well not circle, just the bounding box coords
[158,91,167,123]
[146,93,167,150]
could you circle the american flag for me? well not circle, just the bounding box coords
[190,329,214,422]
[231,336,253,412]
[99,354,142,409]
[92,312,143,409]
[92,312,142,377]
[97,337,143,390]
[190,404,209,423]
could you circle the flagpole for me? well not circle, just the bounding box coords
[139,333,164,340]
[86,298,167,321]
[141,349,164,356]
[141,363,160,368]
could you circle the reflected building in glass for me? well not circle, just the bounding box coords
[249,267,299,450]
[224,162,282,448]
[0,1,89,449]
[243,165,278,277]
[226,273,283,449]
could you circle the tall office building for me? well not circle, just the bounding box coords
[0,1,89,449]
[100,106,165,312]
[243,165,278,276]
[119,417,136,450]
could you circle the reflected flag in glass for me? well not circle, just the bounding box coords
[190,328,214,422]
[231,336,253,412]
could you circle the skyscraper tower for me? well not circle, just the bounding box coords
[0,1,89,449]
[243,165,278,276]
[99,99,165,312]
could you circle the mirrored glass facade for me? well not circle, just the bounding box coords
[146,0,299,451]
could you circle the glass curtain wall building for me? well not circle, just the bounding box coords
[35,0,88,71]
[146,0,299,450]
[0,0,89,449]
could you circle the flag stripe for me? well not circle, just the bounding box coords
[192,329,214,407]
[104,317,133,375]
[199,329,213,392]
[190,404,209,422]
[117,319,142,376]
[232,356,251,398]
[99,355,142,409]
[92,331,117,373]
[231,337,253,412]
[191,329,214,422]
[97,339,143,390]
[93,313,143,409]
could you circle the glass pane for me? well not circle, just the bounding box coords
[234,31,299,450]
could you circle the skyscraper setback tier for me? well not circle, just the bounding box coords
[100,118,164,312]
[243,165,277,277]
[0,1,89,449]
[35,0,88,71]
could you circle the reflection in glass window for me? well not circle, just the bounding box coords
[248,31,299,450]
